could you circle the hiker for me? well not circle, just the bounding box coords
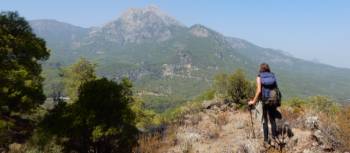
[248,63,281,147]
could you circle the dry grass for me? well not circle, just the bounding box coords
[181,141,194,153]
[335,106,350,152]
[8,143,22,153]
[236,144,249,153]
[217,111,230,126]
[188,114,202,126]
[279,106,305,128]
[133,125,179,153]
[266,148,283,153]
[203,123,220,140]
[133,133,162,153]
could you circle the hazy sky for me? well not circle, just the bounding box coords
[2,0,350,68]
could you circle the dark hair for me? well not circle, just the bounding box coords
[259,63,271,73]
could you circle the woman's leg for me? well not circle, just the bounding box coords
[268,106,277,139]
[262,104,269,142]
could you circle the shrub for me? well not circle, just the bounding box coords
[130,98,161,130]
[335,106,350,151]
[213,69,254,106]
[282,96,340,121]
[307,96,340,117]
[41,78,138,153]
[134,133,162,153]
[194,89,216,101]
[281,97,307,122]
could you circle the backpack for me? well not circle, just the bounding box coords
[259,72,282,107]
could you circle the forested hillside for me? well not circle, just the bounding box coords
[30,6,350,112]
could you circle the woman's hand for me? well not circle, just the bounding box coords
[248,100,255,106]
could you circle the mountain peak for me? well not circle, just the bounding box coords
[190,24,211,37]
[94,5,185,44]
[119,5,183,27]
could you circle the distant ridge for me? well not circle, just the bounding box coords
[30,6,350,111]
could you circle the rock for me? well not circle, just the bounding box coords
[176,132,202,143]
[276,120,294,138]
[303,149,315,153]
[313,130,323,142]
[312,142,319,146]
[202,100,219,109]
[288,137,298,147]
[311,129,335,150]
[236,142,260,153]
[228,102,239,110]
[305,116,319,130]
[220,104,228,111]
[322,144,334,152]
[184,119,192,126]
[190,24,209,37]
[212,105,220,112]
[235,121,245,129]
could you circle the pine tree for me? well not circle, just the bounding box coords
[0,11,49,148]
[63,58,96,102]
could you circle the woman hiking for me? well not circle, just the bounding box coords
[248,63,281,147]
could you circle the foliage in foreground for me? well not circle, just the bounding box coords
[281,96,349,151]
[40,78,138,153]
[0,11,49,150]
[335,105,350,151]
[282,96,340,118]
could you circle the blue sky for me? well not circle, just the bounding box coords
[2,0,350,68]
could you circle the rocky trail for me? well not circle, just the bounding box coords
[139,100,346,153]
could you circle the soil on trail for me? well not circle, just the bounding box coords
[148,101,342,153]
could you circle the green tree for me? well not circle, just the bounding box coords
[41,78,138,153]
[63,58,96,102]
[130,97,160,130]
[0,11,49,148]
[213,73,229,97]
[213,69,254,105]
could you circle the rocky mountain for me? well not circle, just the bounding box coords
[30,6,350,111]
[88,5,184,45]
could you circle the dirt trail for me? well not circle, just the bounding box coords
[154,103,339,153]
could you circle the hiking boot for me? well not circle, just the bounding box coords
[263,141,271,148]
[270,137,278,147]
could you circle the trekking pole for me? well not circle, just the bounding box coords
[248,105,256,138]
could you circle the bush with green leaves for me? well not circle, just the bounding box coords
[0,11,49,149]
[130,97,161,130]
[63,57,97,102]
[307,96,340,117]
[41,78,138,153]
[213,69,254,105]
[284,96,339,112]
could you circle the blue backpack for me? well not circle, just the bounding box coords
[259,72,282,106]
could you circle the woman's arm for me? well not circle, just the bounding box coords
[249,77,261,105]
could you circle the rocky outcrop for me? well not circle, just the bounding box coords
[88,5,185,44]
[190,24,209,37]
